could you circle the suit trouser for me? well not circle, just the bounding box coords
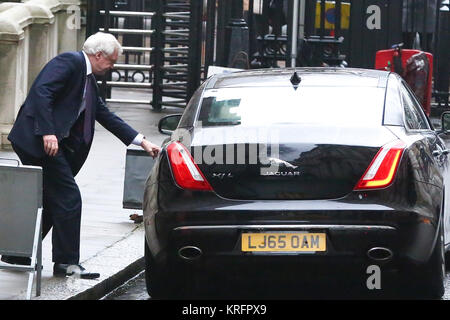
[12,143,85,264]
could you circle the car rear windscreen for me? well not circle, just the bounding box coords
[197,86,386,127]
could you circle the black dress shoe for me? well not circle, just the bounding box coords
[53,263,100,279]
[1,255,31,265]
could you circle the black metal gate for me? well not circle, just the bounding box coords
[86,0,448,109]
[151,0,203,110]
[242,0,403,69]
[86,0,203,110]
[232,0,444,69]
[87,0,154,105]
[346,0,403,68]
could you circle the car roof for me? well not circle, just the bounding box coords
[206,67,390,89]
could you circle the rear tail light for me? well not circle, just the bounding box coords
[167,141,212,191]
[353,140,406,191]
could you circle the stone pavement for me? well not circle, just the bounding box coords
[0,88,180,300]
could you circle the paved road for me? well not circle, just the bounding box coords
[103,268,450,300]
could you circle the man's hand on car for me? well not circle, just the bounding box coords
[141,139,161,158]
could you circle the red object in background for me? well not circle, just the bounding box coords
[375,49,433,116]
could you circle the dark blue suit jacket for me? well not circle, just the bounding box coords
[8,51,138,159]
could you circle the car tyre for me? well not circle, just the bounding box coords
[144,239,194,299]
[144,238,174,299]
[445,250,450,270]
[406,221,445,299]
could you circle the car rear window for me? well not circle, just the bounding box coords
[197,86,385,127]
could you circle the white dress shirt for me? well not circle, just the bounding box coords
[81,51,144,146]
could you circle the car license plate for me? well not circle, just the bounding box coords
[241,233,326,252]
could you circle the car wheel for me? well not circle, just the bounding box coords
[445,250,450,270]
[144,239,194,299]
[144,238,173,299]
[408,221,445,299]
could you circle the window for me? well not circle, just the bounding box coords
[403,82,432,130]
[178,81,207,128]
[383,75,404,126]
[400,84,430,130]
[197,86,386,127]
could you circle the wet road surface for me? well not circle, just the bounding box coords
[103,267,450,300]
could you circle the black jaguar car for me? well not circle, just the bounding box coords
[143,68,450,298]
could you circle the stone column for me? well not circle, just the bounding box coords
[0,0,81,149]
[56,0,81,53]
[224,0,249,68]
[0,4,32,148]
[77,0,86,50]
[22,1,55,91]
[23,0,81,53]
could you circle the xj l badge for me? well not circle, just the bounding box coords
[212,172,234,179]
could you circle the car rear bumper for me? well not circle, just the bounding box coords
[173,224,396,256]
[145,184,441,274]
[148,217,438,273]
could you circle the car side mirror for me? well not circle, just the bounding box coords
[158,114,182,135]
[441,112,450,134]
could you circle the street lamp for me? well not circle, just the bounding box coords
[224,0,249,67]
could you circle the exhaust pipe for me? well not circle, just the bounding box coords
[367,247,393,262]
[178,246,202,261]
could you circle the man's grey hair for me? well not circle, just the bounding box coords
[82,32,123,56]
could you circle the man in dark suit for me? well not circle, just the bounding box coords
[1,32,161,279]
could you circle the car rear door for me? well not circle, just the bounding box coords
[400,81,450,243]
